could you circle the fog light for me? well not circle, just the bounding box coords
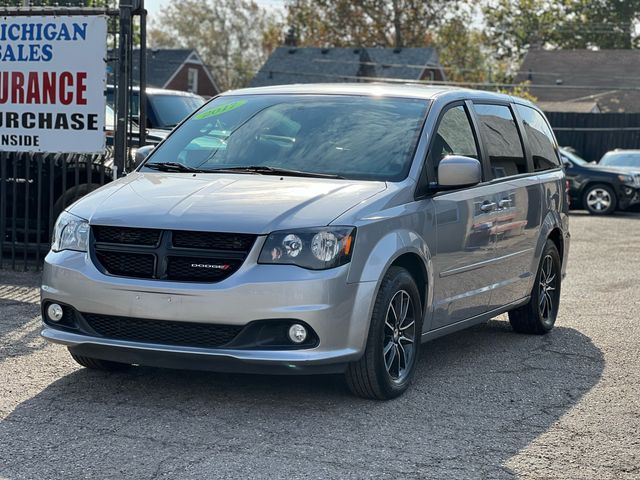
[47,303,64,322]
[288,324,307,344]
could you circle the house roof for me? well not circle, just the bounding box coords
[130,49,194,88]
[516,49,640,112]
[250,47,443,87]
[365,47,442,80]
[115,49,219,93]
[537,100,601,113]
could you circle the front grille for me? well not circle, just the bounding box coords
[172,230,255,251]
[82,313,242,348]
[96,251,155,278]
[91,226,255,283]
[93,226,160,245]
[634,174,640,186]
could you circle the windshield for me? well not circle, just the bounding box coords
[600,152,640,168]
[560,148,588,166]
[150,94,205,128]
[142,94,429,181]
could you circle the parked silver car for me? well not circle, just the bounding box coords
[41,84,570,399]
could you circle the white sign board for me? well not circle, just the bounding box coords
[0,15,107,153]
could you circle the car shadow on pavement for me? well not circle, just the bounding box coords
[0,318,603,479]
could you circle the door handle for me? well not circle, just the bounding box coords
[498,199,512,209]
[480,202,497,212]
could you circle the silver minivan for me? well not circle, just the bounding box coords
[41,84,570,399]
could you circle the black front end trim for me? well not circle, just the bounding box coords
[41,303,319,351]
[90,226,256,283]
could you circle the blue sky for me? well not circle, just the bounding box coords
[146,0,285,20]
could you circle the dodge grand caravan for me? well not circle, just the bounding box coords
[41,84,570,399]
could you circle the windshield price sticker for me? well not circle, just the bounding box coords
[195,100,247,120]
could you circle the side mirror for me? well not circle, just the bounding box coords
[437,155,482,188]
[134,145,155,168]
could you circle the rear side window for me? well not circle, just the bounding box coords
[516,105,560,171]
[474,104,526,179]
[429,105,479,180]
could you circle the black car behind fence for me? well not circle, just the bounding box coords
[1,0,146,271]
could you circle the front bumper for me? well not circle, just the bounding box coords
[41,247,377,374]
[616,184,640,210]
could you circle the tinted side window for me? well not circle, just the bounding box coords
[429,105,478,179]
[516,105,560,171]
[474,104,526,178]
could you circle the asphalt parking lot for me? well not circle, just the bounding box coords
[0,212,638,479]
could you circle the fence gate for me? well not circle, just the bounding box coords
[0,0,147,271]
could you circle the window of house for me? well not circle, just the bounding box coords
[187,68,199,93]
[515,104,560,171]
[429,105,479,180]
[474,104,527,178]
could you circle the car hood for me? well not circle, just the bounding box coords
[584,164,640,175]
[68,172,387,234]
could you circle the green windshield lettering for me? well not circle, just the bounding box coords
[195,100,247,120]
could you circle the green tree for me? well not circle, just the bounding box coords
[148,0,281,91]
[571,0,640,49]
[285,0,458,48]
[483,0,640,69]
[483,0,570,65]
[435,16,489,83]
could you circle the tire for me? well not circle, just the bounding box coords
[345,266,423,400]
[53,183,102,219]
[583,183,617,215]
[69,349,131,371]
[509,240,561,335]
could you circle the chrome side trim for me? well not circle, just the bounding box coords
[439,248,534,278]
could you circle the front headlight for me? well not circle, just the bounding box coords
[618,174,634,184]
[51,211,90,252]
[258,227,356,270]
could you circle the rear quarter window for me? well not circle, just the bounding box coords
[473,104,526,179]
[515,105,560,171]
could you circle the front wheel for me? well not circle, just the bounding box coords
[345,266,423,400]
[508,240,561,334]
[583,184,617,215]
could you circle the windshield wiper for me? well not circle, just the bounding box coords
[206,165,345,179]
[144,162,202,172]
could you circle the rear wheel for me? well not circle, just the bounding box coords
[345,266,423,400]
[69,349,131,371]
[583,184,617,215]
[509,240,561,334]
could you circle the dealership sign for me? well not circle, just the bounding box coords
[0,15,107,153]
